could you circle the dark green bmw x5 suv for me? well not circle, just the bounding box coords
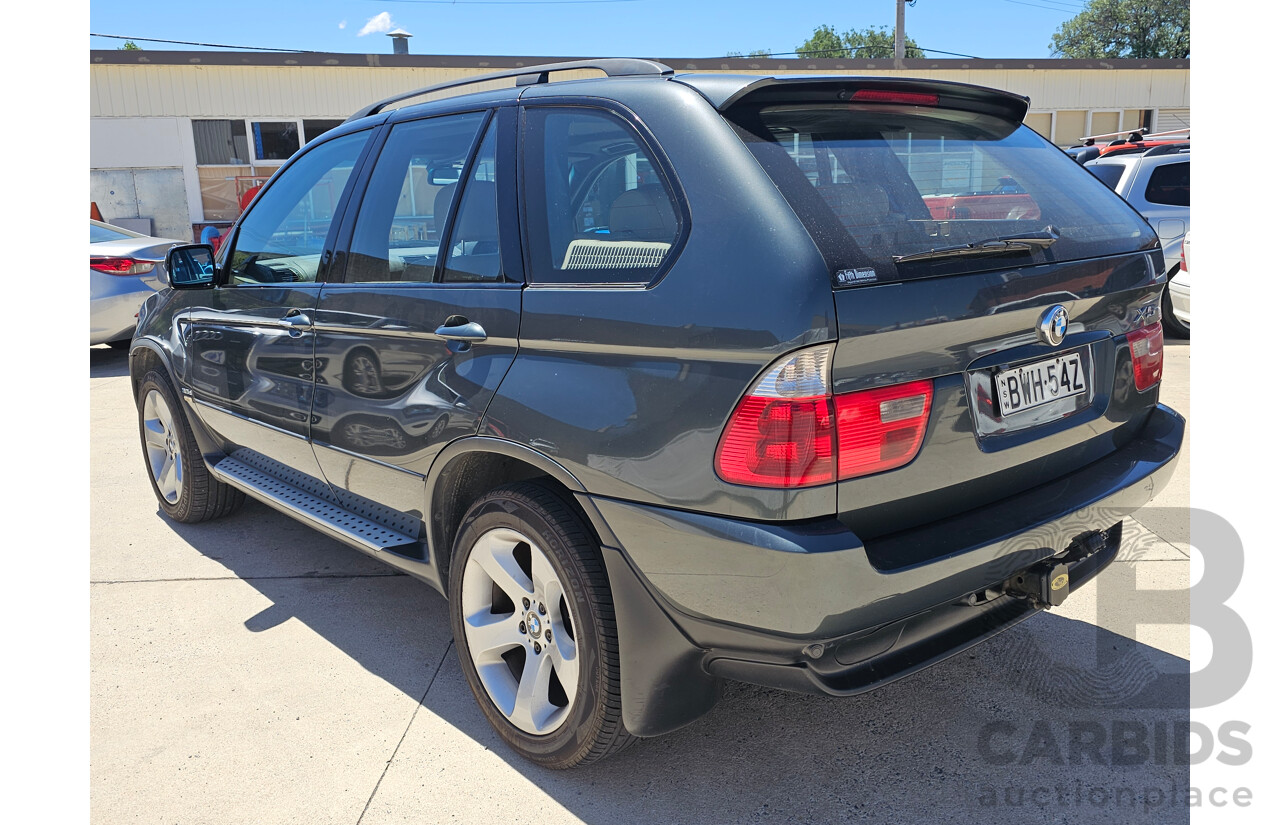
[131,59,1182,768]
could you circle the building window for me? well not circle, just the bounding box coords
[193,120,250,165]
[304,120,345,144]
[192,117,344,222]
[251,121,301,162]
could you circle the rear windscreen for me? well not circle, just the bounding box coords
[726,103,1155,282]
[1087,163,1126,191]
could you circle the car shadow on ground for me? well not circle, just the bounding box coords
[90,345,131,379]
[161,503,1191,825]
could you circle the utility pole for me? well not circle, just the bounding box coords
[895,0,906,61]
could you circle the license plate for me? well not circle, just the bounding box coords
[994,352,1087,415]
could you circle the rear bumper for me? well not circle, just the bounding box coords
[90,271,156,345]
[582,402,1183,735]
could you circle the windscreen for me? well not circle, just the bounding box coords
[726,103,1155,282]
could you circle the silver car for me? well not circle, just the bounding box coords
[90,219,178,347]
[1169,231,1191,327]
[1085,148,1190,336]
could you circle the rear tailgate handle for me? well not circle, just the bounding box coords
[435,320,487,342]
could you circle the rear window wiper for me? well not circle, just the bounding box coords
[893,229,1059,264]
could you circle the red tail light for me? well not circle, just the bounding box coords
[1126,323,1164,391]
[850,89,939,106]
[715,346,933,488]
[715,396,836,487]
[90,257,154,276]
[835,380,934,480]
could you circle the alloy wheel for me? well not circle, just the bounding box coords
[460,527,580,735]
[141,388,183,504]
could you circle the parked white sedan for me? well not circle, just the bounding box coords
[90,220,179,347]
[1169,232,1190,328]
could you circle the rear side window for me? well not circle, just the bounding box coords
[726,103,1154,282]
[523,107,681,284]
[1144,161,1190,207]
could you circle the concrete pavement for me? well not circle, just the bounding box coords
[90,339,1191,824]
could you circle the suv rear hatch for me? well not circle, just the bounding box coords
[719,78,1165,565]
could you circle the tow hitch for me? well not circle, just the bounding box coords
[1003,528,1112,608]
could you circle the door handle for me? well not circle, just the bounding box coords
[277,310,312,337]
[434,320,487,343]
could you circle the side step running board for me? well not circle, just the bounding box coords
[209,455,422,556]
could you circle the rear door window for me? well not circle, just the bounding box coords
[726,103,1154,281]
[522,107,682,284]
[439,122,502,282]
[1144,161,1190,207]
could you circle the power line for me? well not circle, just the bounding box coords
[91,33,313,52]
[718,46,983,60]
[374,0,641,4]
[1000,0,1081,13]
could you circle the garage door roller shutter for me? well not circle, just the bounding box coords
[1156,108,1191,134]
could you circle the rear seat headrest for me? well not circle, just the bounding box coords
[609,185,677,240]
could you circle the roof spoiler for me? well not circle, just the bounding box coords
[711,76,1030,123]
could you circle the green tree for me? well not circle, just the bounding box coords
[117,40,142,50]
[1050,0,1190,58]
[797,24,924,59]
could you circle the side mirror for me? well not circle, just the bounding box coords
[166,244,217,289]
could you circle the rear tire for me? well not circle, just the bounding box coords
[136,369,245,523]
[449,481,635,768]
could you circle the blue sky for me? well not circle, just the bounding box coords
[88,0,1092,60]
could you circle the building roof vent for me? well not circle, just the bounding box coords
[387,29,412,55]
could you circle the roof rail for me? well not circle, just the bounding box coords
[345,58,675,122]
[1143,142,1191,157]
[1079,127,1147,145]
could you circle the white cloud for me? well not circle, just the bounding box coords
[357,12,395,37]
[338,20,347,30]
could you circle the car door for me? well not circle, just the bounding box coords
[182,129,374,479]
[309,107,522,520]
[1134,158,1190,260]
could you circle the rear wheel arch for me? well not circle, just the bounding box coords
[427,440,605,583]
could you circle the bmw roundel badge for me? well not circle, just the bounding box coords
[1038,305,1069,347]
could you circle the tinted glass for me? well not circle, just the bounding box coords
[524,107,680,284]
[727,104,1154,281]
[227,130,369,284]
[440,123,501,283]
[1144,161,1190,207]
[1087,163,1126,191]
[346,111,486,284]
